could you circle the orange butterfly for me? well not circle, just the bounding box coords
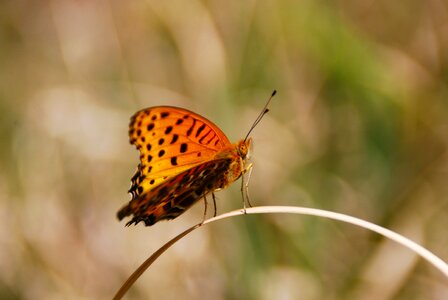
[117,91,276,226]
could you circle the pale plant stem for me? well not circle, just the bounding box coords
[205,206,448,277]
[113,205,448,299]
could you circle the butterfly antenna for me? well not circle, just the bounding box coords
[244,90,277,141]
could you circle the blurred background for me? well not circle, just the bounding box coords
[1,0,447,299]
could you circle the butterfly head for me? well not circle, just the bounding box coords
[237,138,252,159]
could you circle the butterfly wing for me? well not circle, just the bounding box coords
[126,106,232,201]
[117,158,233,226]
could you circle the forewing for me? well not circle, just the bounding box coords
[127,106,232,200]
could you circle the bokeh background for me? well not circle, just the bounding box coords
[1,0,448,299]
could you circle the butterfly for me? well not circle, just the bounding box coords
[117,91,276,226]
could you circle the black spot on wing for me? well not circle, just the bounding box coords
[138,174,146,183]
[196,123,206,137]
[206,133,216,145]
[198,129,212,144]
[170,134,179,144]
[187,118,196,136]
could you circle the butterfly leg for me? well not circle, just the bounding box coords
[244,163,254,208]
[212,192,217,217]
[240,162,254,213]
[201,196,208,223]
